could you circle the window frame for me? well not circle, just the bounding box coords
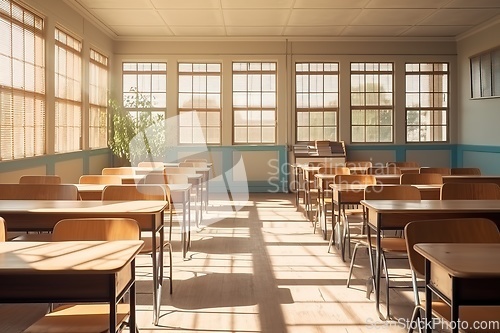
[88,48,108,149]
[232,61,277,145]
[177,62,222,145]
[350,62,394,144]
[405,62,449,143]
[295,62,339,143]
[470,46,500,99]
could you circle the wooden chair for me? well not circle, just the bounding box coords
[102,167,135,175]
[366,166,401,175]
[102,184,173,295]
[400,173,443,185]
[79,175,122,184]
[441,182,500,200]
[386,161,420,168]
[0,217,5,242]
[348,185,421,318]
[345,161,372,168]
[19,175,61,184]
[451,167,481,175]
[332,174,376,261]
[404,218,500,333]
[184,158,207,163]
[315,167,350,234]
[138,161,164,168]
[419,167,451,175]
[24,218,140,333]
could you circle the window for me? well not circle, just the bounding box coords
[471,47,500,98]
[89,49,108,149]
[178,63,221,145]
[54,27,82,153]
[406,63,448,142]
[122,62,166,124]
[351,63,393,143]
[295,63,339,142]
[0,0,45,160]
[233,62,276,144]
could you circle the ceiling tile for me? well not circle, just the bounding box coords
[158,10,224,26]
[351,9,435,25]
[294,0,369,9]
[342,25,410,36]
[288,9,361,26]
[170,26,226,36]
[283,26,345,36]
[223,9,289,26]
[420,9,500,25]
[445,0,500,8]
[78,0,153,9]
[110,25,173,36]
[226,26,284,36]
[402,25,472,37]
[92,9,165,26]
[221,0,293,9]
[151,0,220,9]
[366,0,448,9]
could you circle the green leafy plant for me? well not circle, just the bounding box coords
[108,89,166,164]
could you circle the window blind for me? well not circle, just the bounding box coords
[0,0,45,160]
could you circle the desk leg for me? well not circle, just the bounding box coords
[425,259,432,333]
[130,259,137,333]
[198,181,203,227]
[374,213,386,320]
[182,198,187,259]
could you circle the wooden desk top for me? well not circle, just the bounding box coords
[361,199,500,213]
[0,200,168,214]
[414,243,500,278]
[0,240,144,275]
[75,183,191,193]
[330,183,441,192]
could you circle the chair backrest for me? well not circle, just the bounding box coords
[178,162,193,167]
[404,218,500,278]
[144,173,188,185]
[318,166,350,175]
[364,185,421,200]
[334,174,376,185]
[0,184,78,200]
[164,167,198,175]
[102,167,135,175]
[184,158,207,163]
[400,173,443,185]
[440,182,500,200]
[19,175,61,184]
[79,175,122,184]
[102,184,168,201]
[138,161,164,168]
[450,167,481,175]
[366,166,401,175]
[345,161,372,168]
[386,161,420,168]
[0,217,6,242]
[52,218,140,241]
[419,167,451,175]
[308,161,344,168]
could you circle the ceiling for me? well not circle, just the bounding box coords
[65,0,500,40]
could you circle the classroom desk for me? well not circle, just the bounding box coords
[0,240,144,333]
[327,184,441,259]
[0,199,167,325]
[75,184,193,258]
[415,243,500,333]
[374,174,500,186]
[360,199,500,320]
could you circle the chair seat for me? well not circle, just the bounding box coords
[140,235,170,253]
[358,236,407,252]
[12,233,52,242]
[23,303,129,333]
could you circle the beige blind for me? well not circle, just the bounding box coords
[0,0,45,160]
[89,48,108,149]
[54,27,82,153]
